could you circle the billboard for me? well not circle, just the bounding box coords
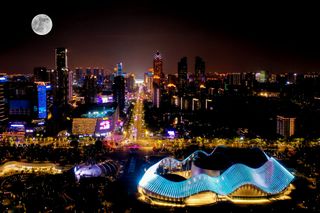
[95,117,114,134]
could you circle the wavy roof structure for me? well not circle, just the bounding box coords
[138,147,294,199]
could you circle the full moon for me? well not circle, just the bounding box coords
[31,14,53,35]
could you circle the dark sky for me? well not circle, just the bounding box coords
[1,1,320,78]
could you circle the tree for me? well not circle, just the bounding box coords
[70,139,79,149]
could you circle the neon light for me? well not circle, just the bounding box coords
[99,121,110,130]
[10,124,24,127]
[37,85,47,119]
[138,149,294,201]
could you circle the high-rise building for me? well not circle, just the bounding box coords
[68,70,73,102]
[126,73,135,92]
[74,67,84,86]
[34,67,50,82]
[276,115,295,137]
[153,83,160,108]
[178,57,188,93]
[153,51,163,85]
[256,70,269,83]
[36,83,47,119]
[54,48,69,107]
[228,73,242,86]
[195,56,205,85]
[113,75,125,112]
[144,70,153,93]
[0,74,8,131]
[84,75,97,104]
[86,67,92,76]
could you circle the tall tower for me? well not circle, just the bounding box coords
[195,56,205,86]
[0,74,8,131]
[178,57,188,93]
[113,76,125,113]
[55,48,69,108]
[153,51,163,85]
[113,63,125,113]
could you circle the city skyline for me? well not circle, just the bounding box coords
[2,1,320,78]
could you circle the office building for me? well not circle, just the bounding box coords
[54,47,70,108]
[113,75,125,112]
[0,74,8,131]
[195,56,205,85]
[153,51,163,84]
[277,115,296,137]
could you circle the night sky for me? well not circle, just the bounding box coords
[1,1,320,78]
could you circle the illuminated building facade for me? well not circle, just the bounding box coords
[153,51,163,84]
[73,160,120,181]
[228,73,242,86]
[0,74,8,131]
[277,115,296,137]
[195,56,205,86]
[138,146,294,207]
[72,103,119,137]
[144,70,153,93]
[126,73,136,92]
[153,83,160,108]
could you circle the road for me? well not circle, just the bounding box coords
[126,86,153,151]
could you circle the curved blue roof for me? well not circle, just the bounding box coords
[138,149,294,198]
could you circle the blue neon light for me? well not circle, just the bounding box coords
[37,85,47,119]
[138,149,294,198]
[0,76,8,82]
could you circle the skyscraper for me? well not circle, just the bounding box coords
[54,48,69,108]
[144,70,153,93]
[113,75,125,113]
[178,57,187,93]
[153,83,160,108]
[113,63,125,113]
[195,56,205,85]
[276,115,296,137]
[153,51,163,85]
[74,67,84,86]
[0,74,8,131]
[83,75,97,104]
[126,73,135,92]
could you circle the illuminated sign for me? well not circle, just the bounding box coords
[99,120,110,130]
[167,130,175,138]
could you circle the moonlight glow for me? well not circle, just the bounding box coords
[31,14,53,35]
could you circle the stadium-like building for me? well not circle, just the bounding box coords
[73,160,120,181]
[138,146,294,206]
